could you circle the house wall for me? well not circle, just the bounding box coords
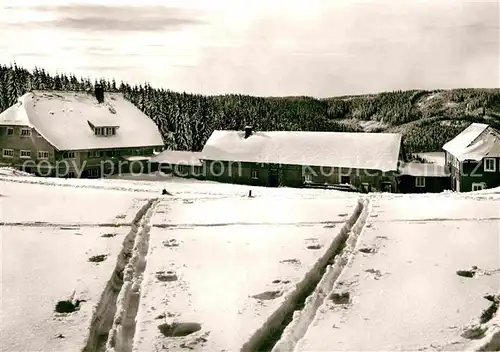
[0,125,162,178]
[0,125,56,174]
[203,160,398,192]
[154,162,205,180]
[445,149,500,192]
[203,161,270,187]
[398,175,451,193]
[304,165,398,192]
[50,146,160,178]
[458,158,500,192]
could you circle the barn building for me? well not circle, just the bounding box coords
[199,127,405,192]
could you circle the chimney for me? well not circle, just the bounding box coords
[244,126,253,139]
[94,84,104,103]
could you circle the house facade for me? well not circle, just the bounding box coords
[397,162,451,193]
[443,123,500,192]
[0,86,164,178]
[199,127,404,192]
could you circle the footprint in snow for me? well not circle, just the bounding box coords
[358,247,377,254]
[156,270,178,282]
[88,254,108,263]
[163,239,179,247]
[280,258,301,265]
[252,290,283,300]
[365,269,384,279]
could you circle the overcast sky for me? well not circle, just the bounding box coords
[1,0,499,97]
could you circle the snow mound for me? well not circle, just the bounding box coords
[0,167,33,177]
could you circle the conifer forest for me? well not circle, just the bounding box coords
[1,63,499,153]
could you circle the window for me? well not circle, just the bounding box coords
[88,151,100,158]
[304,173,312,183]
[38,151,49,159]
[340,175,350,184]
[94,126,117,136]
[6,127,14,136]
[415,176,425,187]
[87,168,100,178]
[2,149,14,158]
[484,158,496,172]
[251,169,258,179]
[20,150,31,159]
[472,182,486,191]
[20,128,31,137]
[63,151,75,159]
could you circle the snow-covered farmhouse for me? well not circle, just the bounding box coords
[199,126,405,192]
[0,86,165,178]
[443,122,500,192]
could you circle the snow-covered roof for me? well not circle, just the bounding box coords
[443,123,500,161]
[0,91,164,151]
[201,130,402,171]
[122,156,152,162]
[442,123,489,157]
[149,150,203,166]
[456,129,500,161]
[398,162,450,177]
[0,100,32,126]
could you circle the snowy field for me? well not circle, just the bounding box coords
[0,226,131,352]
[0,181,148,224]
[131,197,359,352]
[295,196,500,351]
[0,171,359,200]
[0,176,149,352]
[1,169,500,352]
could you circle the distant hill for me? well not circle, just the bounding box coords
[1,63,499,154]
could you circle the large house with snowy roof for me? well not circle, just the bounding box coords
[443,122,500,192]
[199,126,405,192]
[0,86,164,178]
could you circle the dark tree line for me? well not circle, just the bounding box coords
[1,63,500,153]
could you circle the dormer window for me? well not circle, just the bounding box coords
[94,126,117,136]
[87,120,118,137]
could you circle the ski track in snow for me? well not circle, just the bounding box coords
[81,198,159,352]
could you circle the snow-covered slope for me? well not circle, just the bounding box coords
[0,179,149,352]
[294,195,500,351]
[1,172,499,352]
[0,181,147,224]
[131,196,360,352]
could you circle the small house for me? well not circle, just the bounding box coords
[0,86,165,178]
[443,123,500,192]
[200,127,404,192]
[148,150,204,179]
[397,162,451,193]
